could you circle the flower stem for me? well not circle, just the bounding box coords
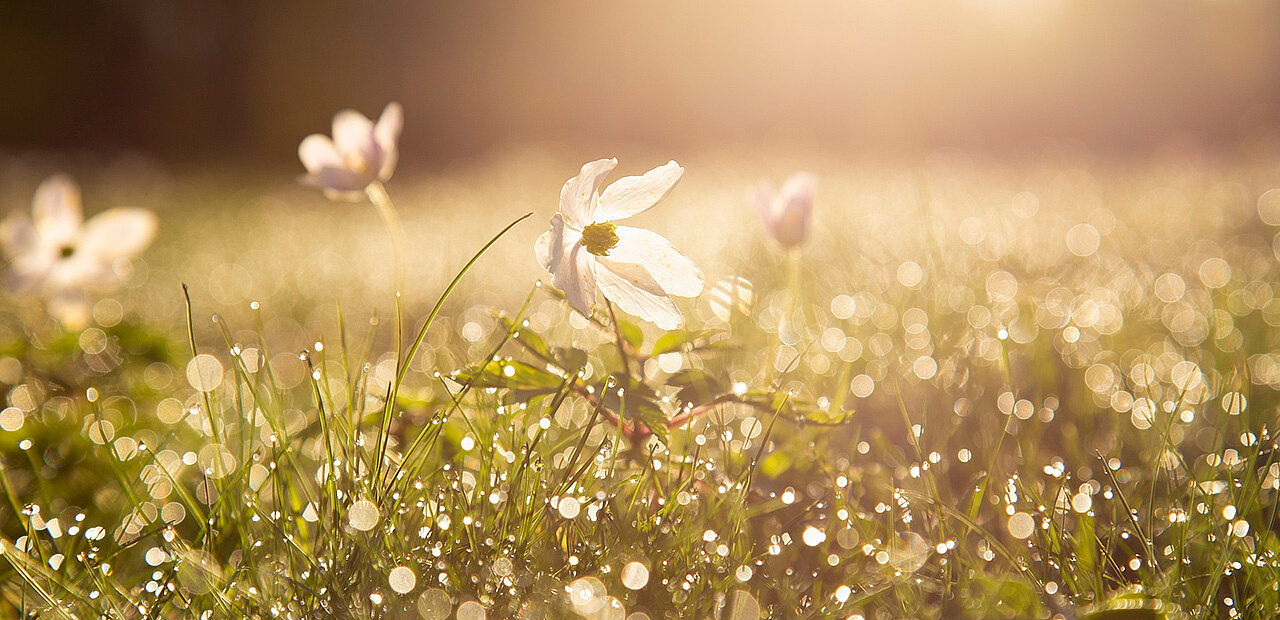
[365,181,406,297]
[782,247,803,340]
[604,299,632,383]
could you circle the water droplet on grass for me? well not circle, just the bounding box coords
[348,499,379,531]
[388,566,416,594]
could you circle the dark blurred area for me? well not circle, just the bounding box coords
[2,0,1279,168]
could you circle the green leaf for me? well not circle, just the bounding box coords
[595,380,669,445]
[506,317,552,360]
[1076,512,1100,595]
[666,369,725,407]
[617,319,644,351]
[759,451,792,477]
[551,346,588,374]
[649,329,716,356]
[454,359,565,393]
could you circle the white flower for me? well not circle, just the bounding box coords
[535,159,704,330]
[0,175,157,327]
[298,102,403,199]
[754,172,816,249]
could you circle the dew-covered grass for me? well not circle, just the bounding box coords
[2,152,1280,618]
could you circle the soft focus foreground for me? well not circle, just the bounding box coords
[2,151,1280,618]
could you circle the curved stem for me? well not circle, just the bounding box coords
[365,181,406,297]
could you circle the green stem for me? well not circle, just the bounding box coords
[782,247,803,339]
[604,299,632,382]
[366,181,406,297]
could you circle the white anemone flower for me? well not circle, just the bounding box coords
[298,102,403,200]
[754,172,816,249]
[0,175,157,327]
[535,159,704,330]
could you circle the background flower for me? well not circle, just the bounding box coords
[298,102,404,200]
[754,172,816,249]
[0,175,157,327]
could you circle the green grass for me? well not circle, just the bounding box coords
[1,155,1279,618]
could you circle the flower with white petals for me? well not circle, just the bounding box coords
[754,172,816,249]
[0,175,157,327]
[535,159,704,330]
[298,102,403,199]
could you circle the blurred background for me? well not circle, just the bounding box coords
[3,0,1280,167]
[2,0,1280,342]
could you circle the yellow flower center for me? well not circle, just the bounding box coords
[344,151,369,175]
[59,245,75,258]
[581,222,619,256]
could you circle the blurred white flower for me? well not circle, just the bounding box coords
[535,159,704,330]
[298,102,403,199]
[754,172,816,249]
[0,175,157,327]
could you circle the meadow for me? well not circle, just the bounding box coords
[1,127,1279,619]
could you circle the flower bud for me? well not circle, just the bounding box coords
[754,172,816,249]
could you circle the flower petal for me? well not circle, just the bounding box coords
[752,181,777,226]
[770,173,815,248]
[49,254,113,291]
[299,167,371,198]
[375,102,404,145]
[534,215,562,272]
[781,172,817,203]
[374,102,403,181]
[595,160,683,221]
[298,134,342,174]
[77,208,158,261]
[538,214,594,315]
[592,259,683,330]
[607,226,704,298]
[331,109,375,155]
[32,175,83,248]
[0,212,37,261]
[1,214,52,294]
[559,158,617,229]
[554,244,596,317]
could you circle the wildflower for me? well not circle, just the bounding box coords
[536,159,703,330]
[0,175,157,327]
[754,172,816,249]
[298,102,403,199]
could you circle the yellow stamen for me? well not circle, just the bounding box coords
[581,222,619,256]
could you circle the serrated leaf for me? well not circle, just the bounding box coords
[595,380,669,445]
[666,369,725,407]
[552,346,588,374]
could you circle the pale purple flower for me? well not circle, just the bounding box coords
[0,175,157,327]
[754,172,816,249]
[298,102,403,200]
[535,159,704,330]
